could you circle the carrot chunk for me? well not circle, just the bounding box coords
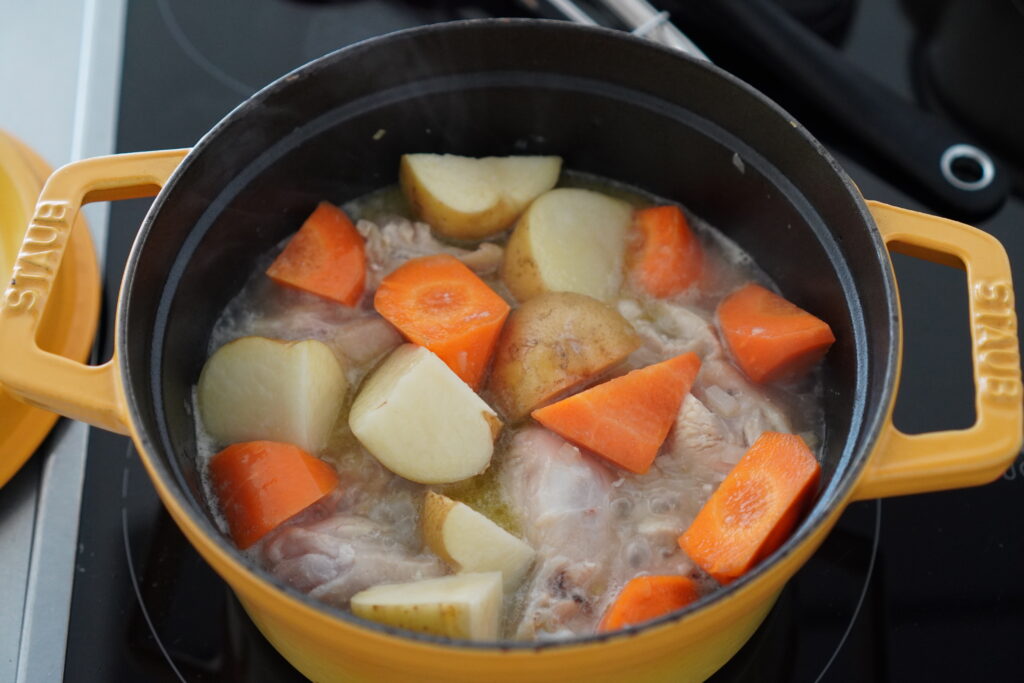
[716,283,835,383]
[209,441,339,549]
[627,206,703,298]
[678,432,820,584]
[531,353,701,474]
[374,254,511,389]
[267,201,366,306]
[599,575,699,632]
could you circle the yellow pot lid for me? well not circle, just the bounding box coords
[0,131,99,487]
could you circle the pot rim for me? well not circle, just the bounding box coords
[117,18,900,651]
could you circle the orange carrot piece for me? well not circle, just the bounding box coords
[531,353,701,474]
[679,431,820,584]
[374,254,511,389]
[267,201,366,306]
[598,575,699,632]
[209,441,339,549]
[716,283,835,384]
[628,206,703,298]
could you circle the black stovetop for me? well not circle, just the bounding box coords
[64,1,1024,681]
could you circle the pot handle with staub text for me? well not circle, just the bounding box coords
[0,150,188,435]
[853,201,1023,499]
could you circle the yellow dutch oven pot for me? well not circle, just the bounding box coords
[0,21,1020,683]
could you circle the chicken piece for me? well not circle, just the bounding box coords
[500,428,616,639]
[618,299,723,369]
[262,511,445,606]
[357,217,504,290]
[596,393,745,586]
[664,393,746,476]
[330,316,403,365]
[694,359,793,446]
[502,428,615,552]
[616,298,791,447]
[226,284,402,370]
[259,310,399,377]
[258,458,444,607]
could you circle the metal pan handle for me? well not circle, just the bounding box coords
[853,201,1022,500]
[0,149,188,434]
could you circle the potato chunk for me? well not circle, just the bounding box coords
[197,336,347,453]
[488,292,640,421]
[401,154,562,240]
[349,344,501,484]
[422,492,535,591]
[502,188,632,302]
[350,572,503,641]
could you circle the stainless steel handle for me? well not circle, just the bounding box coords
[603,0,710,61]
[521,0,710,61]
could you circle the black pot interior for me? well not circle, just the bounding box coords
[121,19,897,641]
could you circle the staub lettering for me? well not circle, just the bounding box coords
[973,280,1022,404]
[2,201,71,314]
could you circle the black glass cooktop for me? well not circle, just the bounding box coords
[64,1,1024,681]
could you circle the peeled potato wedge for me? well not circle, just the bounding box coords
[502,187,632,302]
[422,491,535,591]
[349,344,502,484]
[488,292,640,421]
[350,572,503,641]
[197,336,348,453]
[400,153,562,240]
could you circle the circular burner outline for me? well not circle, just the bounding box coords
[813,499,882,682]
[121,443,188,683]
[156,0,255,97]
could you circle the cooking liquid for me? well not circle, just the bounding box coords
[192,170,826,640]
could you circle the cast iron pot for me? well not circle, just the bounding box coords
[1,20,1020,683]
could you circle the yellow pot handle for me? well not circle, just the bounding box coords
[0,149,188,435]
[853,201,1023,499]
